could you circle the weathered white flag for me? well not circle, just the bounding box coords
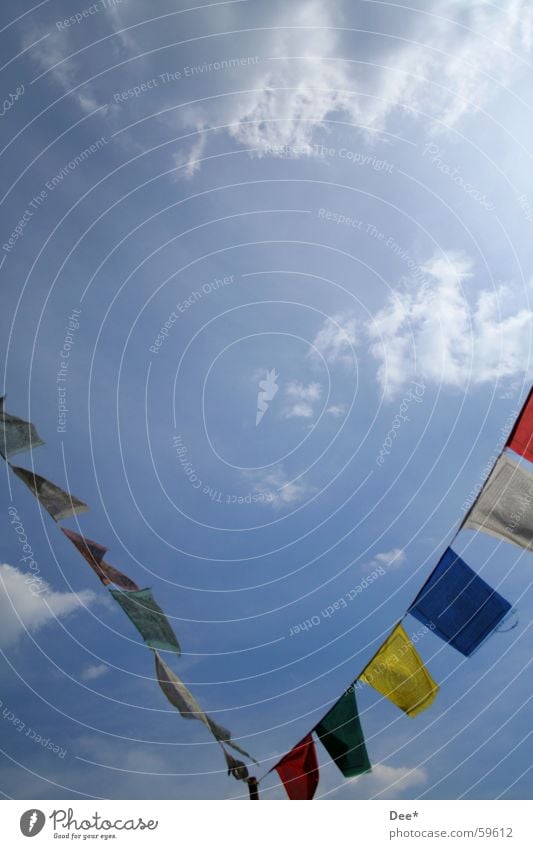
[462,452,533,551]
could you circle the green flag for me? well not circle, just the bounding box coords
[315,686,371,778]
[0,398,44,459]
[109,587,181,656]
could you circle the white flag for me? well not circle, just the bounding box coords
[462,452,533,550]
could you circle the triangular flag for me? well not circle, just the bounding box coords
[153,652,256,762]
[314,686,371,777]
[273,734,319,800]
[462,452,533,551]
[61,527,139,591]
[10,465,88,521]
[507,388,533,462]
[0,400,44,459]
[110,588,181,655]
[360,623,439,717]
[409,548,512,656]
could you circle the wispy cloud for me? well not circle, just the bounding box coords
[326,763,428,799]
[79,663,110,682]
[326,404,346,418]
[372,548,406,569]
[283,380,323,419]
[175,0,533,172]
[0,563,97,649]
[244,464,315,509]
[309,312,358,366]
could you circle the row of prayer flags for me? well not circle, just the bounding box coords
[0,396,258,784]
[271,391,533,798]
[2,390,531,799]
[272,547,515,797]
[274,687,370,800]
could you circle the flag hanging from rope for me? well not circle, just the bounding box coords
[153,651,255,761]
[110,588,181,655]
[61,527,139,591]
[507,388,533,463]
[273,734,319,800]
[10,465,88,521]
[0,398,44,459]
[314,686,371,778]
[461,452,533,551]
[408,548,512,656]
[360,623,439,717]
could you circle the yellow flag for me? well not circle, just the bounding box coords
[360,623,439,717]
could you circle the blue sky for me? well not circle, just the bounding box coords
[1,0,532,800]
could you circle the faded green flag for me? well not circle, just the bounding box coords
[154,652,256,762]
[0,398,44,459]
[315,686,371,778]
[10,465,88,521]
[110,588,181,656]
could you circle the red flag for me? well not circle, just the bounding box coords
[274,733,319,800]
[507,387,533,462]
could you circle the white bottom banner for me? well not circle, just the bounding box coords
[0,800,529,847]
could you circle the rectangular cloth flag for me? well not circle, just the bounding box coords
[507,387,533,463]
[61,527,139,591]
[462,452,533,551]
[314,686,371,778]
[360,623,439,717]
[10,465,88,521]
[110,588,181,655]
[273,734,319,800]
[409,548,512,656]
[154,651,255,762]
[0,397,44,459]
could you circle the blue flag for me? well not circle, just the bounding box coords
[408,548,511,656]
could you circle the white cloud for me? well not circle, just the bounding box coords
[326,404,346,417]
[174,0,533,172]
[367,763,428,797]
[358,0,533,134]
[372,548,406,569]
[368,251,533,398]
[22,30,105,116]
[174,133,208,180]
[309,312,358,365]
[0,564,97,649]
[25,1,532,171]
[284,402,314,419]
[322,762,427,799]
[283,381,323,418]
[286,381,323,401]
[80,663,110,681]
[177,0,365,172]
